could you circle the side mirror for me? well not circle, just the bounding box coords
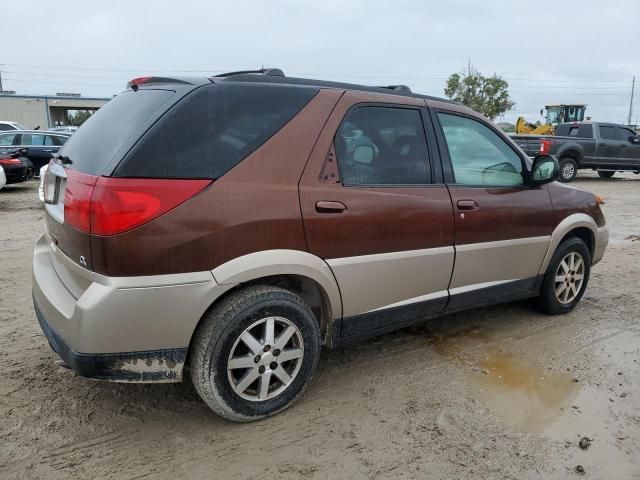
[531,154,559,185]
[352,145,375,165]
[631,135,640,145]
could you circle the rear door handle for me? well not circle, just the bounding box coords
[315,201,347,213]
[457,199,479,211]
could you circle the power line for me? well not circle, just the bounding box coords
[1,62,633,84]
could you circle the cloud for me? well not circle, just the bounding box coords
[2,0,639,124]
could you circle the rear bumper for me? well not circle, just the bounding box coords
[592,226,609,265]
[32,233,234,382]
[34,300,187,382]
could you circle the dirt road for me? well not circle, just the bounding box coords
[1,173,639,479]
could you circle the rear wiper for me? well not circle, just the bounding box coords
[53,153,73,165]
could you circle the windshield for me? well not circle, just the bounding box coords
[545,107,562,125]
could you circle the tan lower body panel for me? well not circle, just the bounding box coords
[327,246,454,317]
[450,236,551,289]
[32,233,234,354]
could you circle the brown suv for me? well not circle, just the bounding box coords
[33,69,608,422]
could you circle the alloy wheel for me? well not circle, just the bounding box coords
[227,316,304,401]
[561,162,575,180]
[554,251,585,304]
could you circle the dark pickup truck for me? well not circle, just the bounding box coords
[511,122,640,182]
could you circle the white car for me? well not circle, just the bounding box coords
[0,165,6,191]
[0,121,28,132]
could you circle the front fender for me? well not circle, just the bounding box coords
[538,213,597,274]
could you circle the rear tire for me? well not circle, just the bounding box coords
[534,237,591,315]
[559,157,578,182]
[190,285,321,422]
[597,170,615,179]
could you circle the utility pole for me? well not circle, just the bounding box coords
[0,66,4,92]
[628,75,635,126]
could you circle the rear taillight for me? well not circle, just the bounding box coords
[64,170,98,233]
[540,139,552,155]
[90,178,210,235]
[62,171,210,236]
[0,158,22,166]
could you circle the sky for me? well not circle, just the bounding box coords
[1,0,639,124]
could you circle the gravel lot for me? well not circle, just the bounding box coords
[1,173,639,479]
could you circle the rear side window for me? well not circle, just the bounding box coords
[59,89,176,175]
[558,124,592,138]
[578,124,593,138]
[22,134,47,145]
[335,106,430,185]
[0,133,16,146]
[617,127,636,141]
[115,83,318,179]
[599,126,617,140]
[51,135,68,146]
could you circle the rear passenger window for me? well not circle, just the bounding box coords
[565,125,593,138]
[0,133,16,146]
[599,126,617,140]
[617,127,636,141]
[335,107,430,185]
[578,124,593,138]
[438,113,523,187]
[116,84,318,179]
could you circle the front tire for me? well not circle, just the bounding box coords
[534,237,591,315]
[597,170,615,179]
[559,157,578,182]
[190,285,321,422]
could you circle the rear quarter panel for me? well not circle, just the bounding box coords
[91,89,343,276]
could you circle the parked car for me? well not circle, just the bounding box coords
[0,130,71,171]
[33,70,609,422]
[0,121,28,131]
[48,126,78,134]
[511,122,640,182]
[0,148,33,184]
[0,165,5,191]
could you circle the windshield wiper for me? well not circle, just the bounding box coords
[53,153,73,165]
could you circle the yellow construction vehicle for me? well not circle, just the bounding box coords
[515,104,587,135]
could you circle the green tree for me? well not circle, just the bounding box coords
[444,67,515,120]
[66,110,94,126]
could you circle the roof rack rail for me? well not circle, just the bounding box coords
[379,85,412,93]
[214,68,285,78]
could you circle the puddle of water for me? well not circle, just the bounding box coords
[420,323,640,478]
[474,351,580,432]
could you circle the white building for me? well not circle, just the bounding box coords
[0,92,110,129]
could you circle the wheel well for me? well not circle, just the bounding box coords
[560,150,581,164]
[188,274,334,361]
[242,275,332,336]
[560,227,594,258]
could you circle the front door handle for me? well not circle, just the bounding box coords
[315,201,347,213]
[457,199,479,211]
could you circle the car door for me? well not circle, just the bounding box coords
[616,126,640,167]
[597,125,625,167]
[300,91,454,339]
[20,133,55,170]
[430,103,555,311]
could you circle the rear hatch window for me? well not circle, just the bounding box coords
[59,89,177,175]
[114,83,318,179]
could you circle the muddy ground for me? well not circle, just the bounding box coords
[1,172,639,479]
